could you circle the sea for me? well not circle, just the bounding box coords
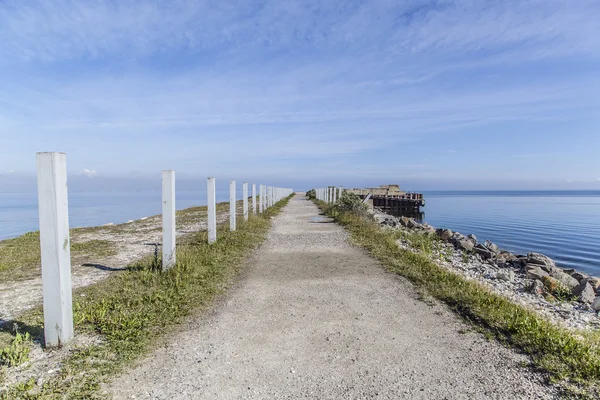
[1,190,599,275]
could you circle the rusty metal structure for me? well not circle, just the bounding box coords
[349,184,425,216]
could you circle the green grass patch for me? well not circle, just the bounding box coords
[315,199,600,396]
[0,232,41,282]
[0,331,32,368]
[0,200,242,285]
[71,240,117,258]
[0,195,292,399]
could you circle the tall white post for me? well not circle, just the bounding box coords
[266,186,270,208]
[339,186,343,199]
[36,152,74,347]
[252,184,257,215]
[243,182,249,221]
[230,180,236,231]
[207,177,217,244]
[162,170,176,270]
[333,186,337,203]
[259,185,264,213]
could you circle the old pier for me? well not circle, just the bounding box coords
[349,184,425,218]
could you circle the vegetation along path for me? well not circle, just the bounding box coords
[108,194,555,399]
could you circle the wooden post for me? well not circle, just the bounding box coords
[207,177,217,244]
[259,185,264,213]
[36,152,74,347]
[252,184,257,215]
[230,180,236,231]
[243,182,249,221]
[162,170,176,270]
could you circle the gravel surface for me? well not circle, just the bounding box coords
[107,195,556,399]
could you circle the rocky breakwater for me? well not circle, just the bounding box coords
[374,211,600,331]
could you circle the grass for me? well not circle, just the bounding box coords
[0,200,246,285]
[0,195,292,399]
[316,198,600,397]
[0,232,41,282]
[0,331,32,368]
[0,234,118,283]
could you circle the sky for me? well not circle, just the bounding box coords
[0,0,599,191]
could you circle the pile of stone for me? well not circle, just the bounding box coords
[374,210,600,330]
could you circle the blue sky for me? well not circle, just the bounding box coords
[0,0,599,191]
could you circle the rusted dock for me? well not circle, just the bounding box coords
[349,184,425,218]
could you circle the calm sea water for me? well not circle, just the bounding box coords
[1,190,600,275]
[418,191,600,276]
[0,190,232,240]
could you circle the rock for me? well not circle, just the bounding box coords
[484,240,499,254]
[525,266,549,280]
[570,271,589,283]
[497,270,515,282]
[406,218,423,229]
[455,239,474,252]
[592,297,600,312]
[499,251,517,262]
[584,277,600,291]
[549,269,579,289]
[473,244,493,260]
[467,234,478,244]
[399,216,410,227]
[526,252,556,269]
[572,281,596,304]
[439,229,453,241]
[528,280,545,295]
[406,219,422,229]
[514,257,528,267]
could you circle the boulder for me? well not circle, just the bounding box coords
[455,239,474,252]
[549,269,579,289]
[592,297,600,312]
[439,229,453,241]
[526,252,556,269]
[499,251,517,262]
[525,266,549,280]
[572,281,596,304]
[514,257,528,267]
[497,270,515,282]
[467,234,478,244]
[570,271,589,283]
[473,244,493,260]
[584,277,600,291]
[528,280,544,295]
[406,219,422,229]
[399,216,411,227]
[484,240,500,254]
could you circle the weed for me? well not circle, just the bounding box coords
[0,331,32,367]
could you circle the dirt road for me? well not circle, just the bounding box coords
[108,194,554,399]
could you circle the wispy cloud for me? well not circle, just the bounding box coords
[0,1,598,186]
[80,169,97,178]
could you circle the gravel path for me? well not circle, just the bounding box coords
[108,195,556,399]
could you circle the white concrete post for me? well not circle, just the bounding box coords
[252,184,257,215]
[259,185,264,213]
[266,186,270,208]
[243,182,249,221]
[339,186,343,199]
[333,186,337,203]
[207,177,217,244]
[36,152,74,347]
[230,180,236,231]
[162,170,176,270]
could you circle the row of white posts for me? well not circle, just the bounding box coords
[315,186,344,203]
[36,152,293,347]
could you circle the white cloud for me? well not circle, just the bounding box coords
[80,169,97,178]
